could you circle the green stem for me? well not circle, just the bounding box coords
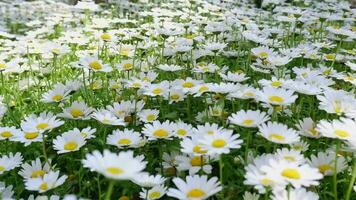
[42,136,51,169]
[345,160,356,200]
[219,155,224,185]
[333,141,340,200]
[104,180,115,200]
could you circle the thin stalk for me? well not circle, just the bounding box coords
[333,141,340,200]
[104,180,115,200]
[345,160,356,200]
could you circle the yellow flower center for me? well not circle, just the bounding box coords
[242,119,254,125]
[117,138,132,145]
[36,123,49,130]
[123,63,133,70]
[268,133,285,141]
[318,164,333,174]
[149,191,161,199]
[260,178,273,186]
[334,129,349,138]
[1,131,13,138]
[89,61,103,70]
[170,94,180,100]
[211,139,226,148]
[281,168,301,179]
[153,129,169,138]
[333,101,342,114]
[244,92,254,97]
[70,108,84,118]
[283,156,296,162]
[325,54,335,60]
[268,96,284,103]
[152,88,162,95]
[187,188,205,198]
[309,128,318,136]
[199,85,209,93]
[39,182,48,191]
[193,145,207,154]
[146,114,156,121]
[271,81,282,87]
[51,48,60,54]
[31,170,46,178]
[118,196,130,200]
[0,63,6,69]
[190,156,204,166]
[132,82,142,88]
[106,167,124,175]
[101,33,111,41]
[119,49,130,56]
[64,142,78,151]
[0,165,5,171]
[52,94,63,101]
[176,129,187,136]
[25,132,39,139]
[183,82,194,88]
[258,52,268,58]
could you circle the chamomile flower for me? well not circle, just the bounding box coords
[173,120,193,138]
[58,101,93,120]
[0,126,22,141]
[167,89,186,104]
[107,129,143,149]
[78,56,112,72]
[138,109,160,123]
[228,110,270,128]
[133,173,166,188]
[117,59,134,71]
[244,154,284,193]
[12,128,43,146]
[91,109,126,126]
[167,175,222,200]
[19,158,51,179]
[308,151,347,176]
[317,118,356,141]
[175,154,212,175]
[275,148,305,164]
[53,131,86,154]
[20,112,64,133]
[262,159,322,188]
[257,87,298,106]
[82,150,146,180]
[41,85,71,103]
[199,130,243,155]
[180,136,208,156]
[25,171,67,193]
[0,152,23,175]
[296,118,321,138]
[76,127,97,140]
[271,188,319,200]
[258,122,300,144]
[140,185,167,200]
[0,182,14,200]
[144,81,170,97]
[142,120,174,140]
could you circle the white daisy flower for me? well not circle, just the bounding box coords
[0,152,23,175]
[228,110,270,128]
[58,101,94,120]
[25,171,67,193]
[167,175,222,200]
[53,131,86,154]
[107,129,144,149]
[258,122,300,144]
[19,158,51,179]
[82,150,146,180]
